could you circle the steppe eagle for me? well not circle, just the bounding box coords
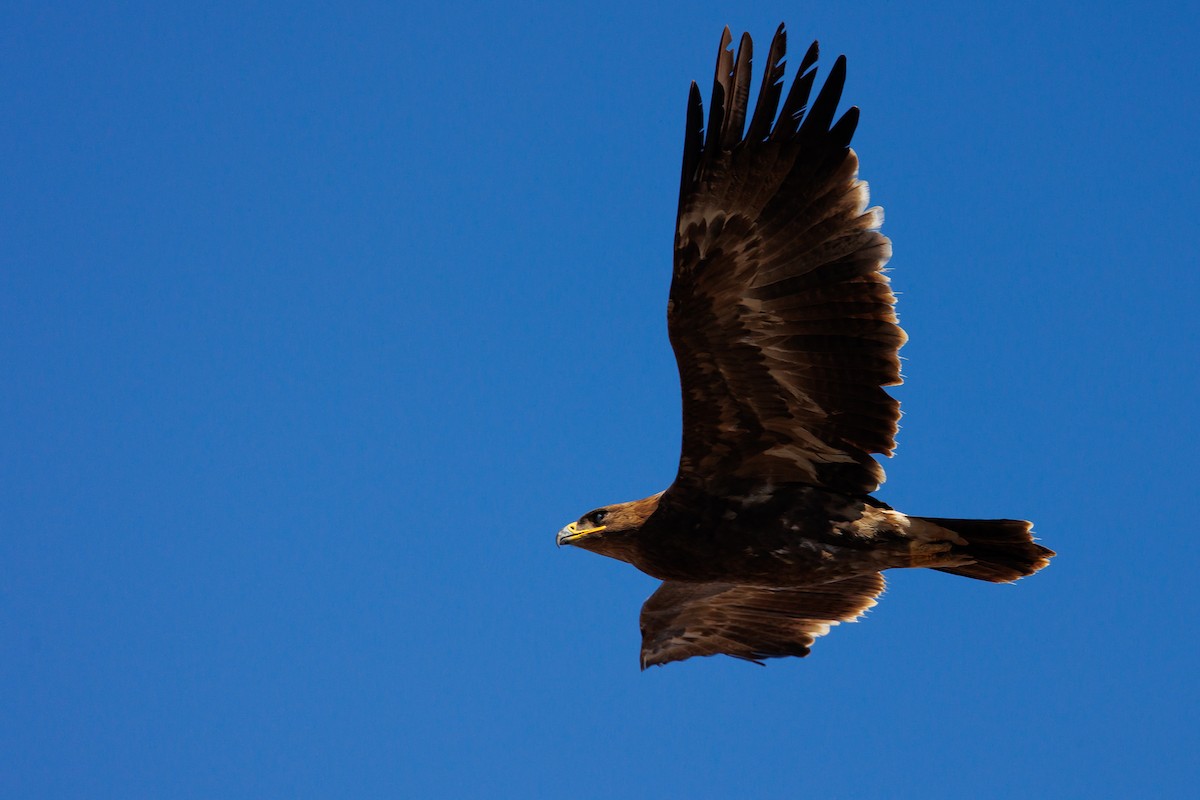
[557,25,1053,668]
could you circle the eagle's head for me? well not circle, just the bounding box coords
[556,493,663,563]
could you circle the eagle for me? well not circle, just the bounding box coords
[557,25,1054,669]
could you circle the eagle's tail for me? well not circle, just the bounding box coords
[913,517,1054,583]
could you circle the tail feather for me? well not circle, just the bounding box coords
[914,517,1054,583]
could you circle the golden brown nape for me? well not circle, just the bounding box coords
[556,493,663,563]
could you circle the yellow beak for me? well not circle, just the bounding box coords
[556,521,607,546]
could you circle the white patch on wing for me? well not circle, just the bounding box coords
[798,620,834,638]
[862,204,884,229]
[677,210,762,263]
[763,442,855,469]
[676,207,727,234]
[736,483,775,506]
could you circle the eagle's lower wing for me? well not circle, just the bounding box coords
[669,25,903,498]
[639,573,885,668]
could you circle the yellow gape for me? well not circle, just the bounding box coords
[565,521,607,537]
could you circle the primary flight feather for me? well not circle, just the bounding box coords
[557,24,1053,669]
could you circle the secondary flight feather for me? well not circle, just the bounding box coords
[557,24,1053,669]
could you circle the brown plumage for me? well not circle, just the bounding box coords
[557,24,1054,669]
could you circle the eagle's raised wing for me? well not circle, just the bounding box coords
[667,25,903,498]
[639,573,885,668]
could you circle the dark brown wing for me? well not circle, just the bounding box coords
[639,573,885,668]
[668,25,902,498]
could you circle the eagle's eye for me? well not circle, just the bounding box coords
[588,509,608,525]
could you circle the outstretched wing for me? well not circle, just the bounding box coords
[639,573,885,668]
[669,25,903,499]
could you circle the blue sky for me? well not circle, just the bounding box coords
[3,1,1198,797]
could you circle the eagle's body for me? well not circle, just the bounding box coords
[558,25,1053,669]
[581,487,945,586]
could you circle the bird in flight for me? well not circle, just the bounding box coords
[557,25,1053,669]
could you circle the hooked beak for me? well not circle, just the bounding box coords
[556,521,607,547]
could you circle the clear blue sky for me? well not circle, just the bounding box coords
[4,1,1198,797]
